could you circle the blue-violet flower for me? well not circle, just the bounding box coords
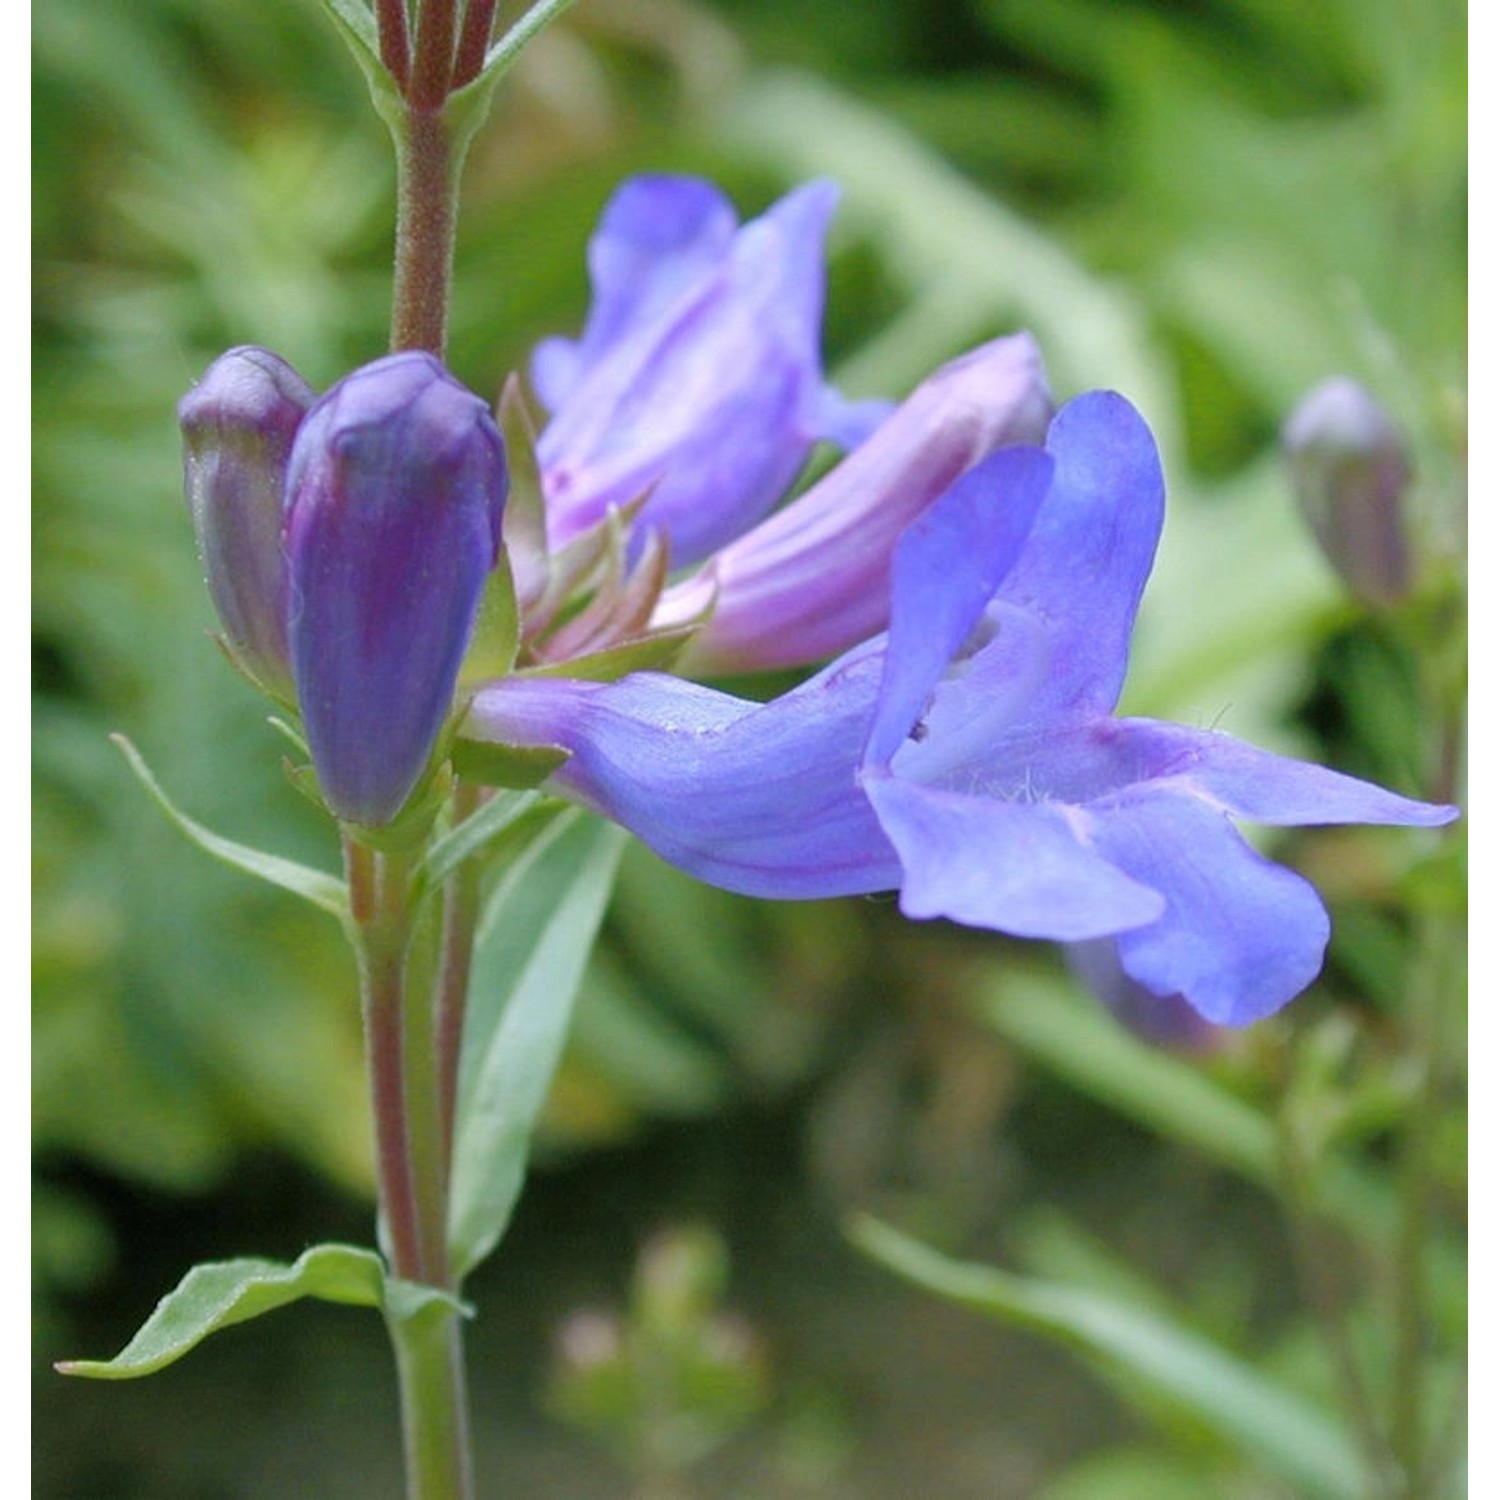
[465,391,1455,1025]
[653,332,1052,675]
[532,175,892,568]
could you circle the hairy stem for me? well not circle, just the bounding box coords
[346,837,427,1283]
[453,0,500,89]
[376,0,412,89]
[389,1300,475,1500]
[411,0,459,110]
[391,105,458,356]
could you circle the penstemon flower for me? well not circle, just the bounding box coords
[1282,375,1415,608]
[464,391,1456,1026]
[177,172,1456,1019]
[531,175,894,567]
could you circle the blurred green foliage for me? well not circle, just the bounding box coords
[34,0,1464,1494]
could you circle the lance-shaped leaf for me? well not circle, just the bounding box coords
[113,735,345,917]
[449,811,628,1279]
[852,1218,1365,1500]
[57,1243,460,1380]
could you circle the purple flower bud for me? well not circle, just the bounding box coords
[1282,377,1414,608]
[178,346,315,697]
[286,352,507,826]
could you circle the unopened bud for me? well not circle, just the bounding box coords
[1283,377,1414,608]
[178,346,315,697]
[285,353,507,826]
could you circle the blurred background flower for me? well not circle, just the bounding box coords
[34,0,1464,1495]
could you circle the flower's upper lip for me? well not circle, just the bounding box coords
[529,175,890,569]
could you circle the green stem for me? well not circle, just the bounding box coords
[369,6,582,1494]
[348,836,427,1282]
[347,834,473,1498]
[1389,919,1440,1493]
[389,1299,476,1500]
[1386,591,1465,1497]
[1278,1105,1399,1497]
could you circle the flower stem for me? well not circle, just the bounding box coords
[348,836,427,1282]
[389,1298,476,1500]
[347,833,473,1499]
[1389,909,1449,1495]
[391,104,459,357]
[453,0,500,89]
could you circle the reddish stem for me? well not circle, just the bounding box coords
[452,0,500,89]
[390,108,456,355]
[410,0,460,110]
[346,838,428,1283]
[376,0,412,90]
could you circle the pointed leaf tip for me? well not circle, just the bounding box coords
[112,735,346,916]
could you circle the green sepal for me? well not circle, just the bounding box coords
[281,755,328,814]
[520,625,700,684]
[56,1243,464,1381]
[114,735,345,918]
[851,1218,1364,1500]
[459,549,521,692]
[495,375,549,612]
[451,738,571,791]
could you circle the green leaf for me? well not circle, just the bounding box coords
[113,735,346,918]
[315,0,403,121]
[852,1218,1365,1500]
[317,0,379,56]
[448,811,628,1279]
[981,965,1278,1187]
[1032,1446,1224,1500]
[56,1243,457,1380]
[978,965,1399,1240]
[417,790,547,891]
